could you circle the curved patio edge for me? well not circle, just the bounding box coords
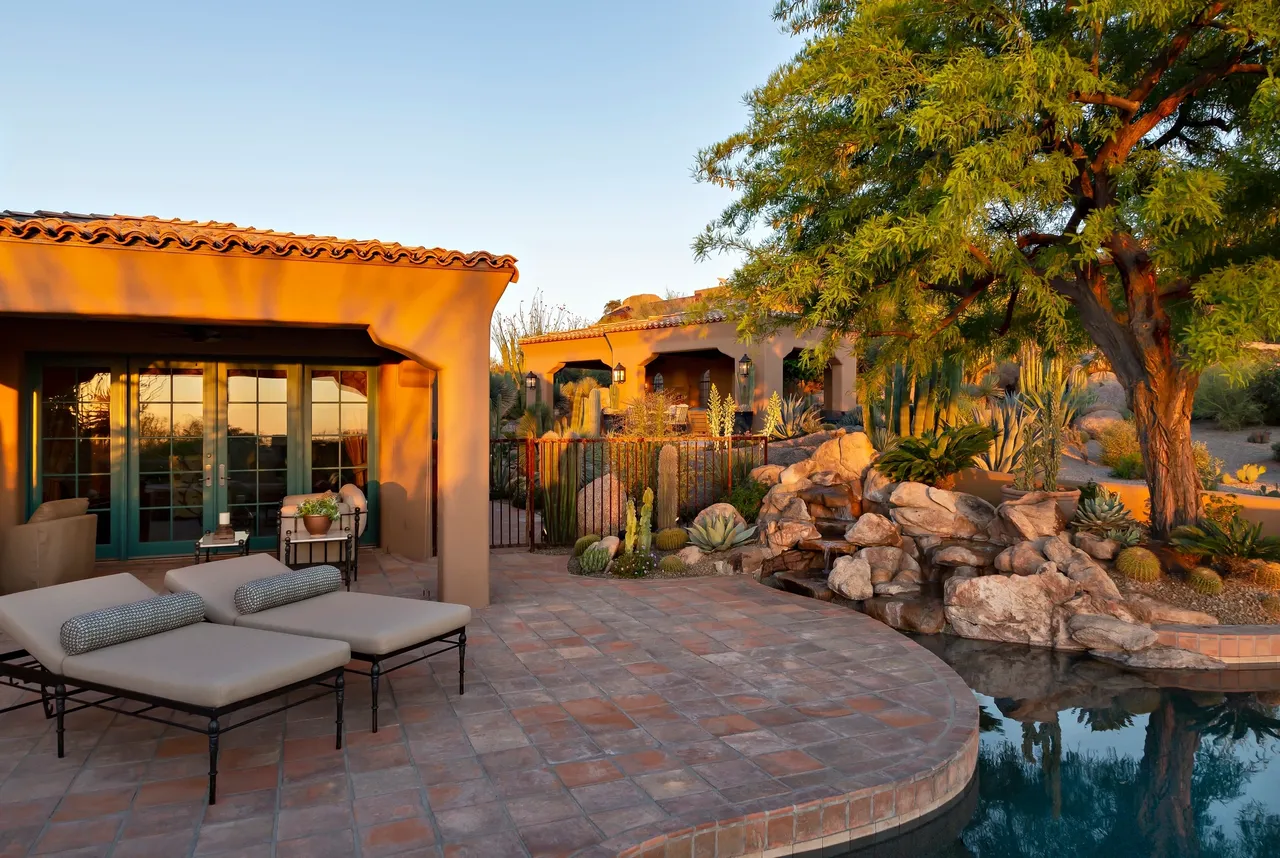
[1154,622,1280,666]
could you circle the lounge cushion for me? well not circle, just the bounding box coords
[234,591,471,655]
[0,574,156,672]
[61,591,205,656]
[234,566,342,615]
[165,554,294,624]
[27,498,90,524]
[61,623,350,709]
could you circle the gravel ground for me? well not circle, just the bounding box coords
[1111,569,1279,625]
[568,550,738,579]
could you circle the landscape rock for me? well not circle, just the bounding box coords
[780,459,820,486]
[733,545,775,580]
[944,571,1081,647]
[597,535,621,558]
[995,541,1049,575]
[809,432,876,483]
[875,581,922,596]
[693,502,747,530]
[676,546,704,566]
[828,555,873,600]
[931,540,1004,568]
[1074,531,1120,561]
[1041,535,1122,599]
[576,475,629,537]
[844,513,900,547]
[863,596,947,634]
[1123,594,1219,626]
[749,464,785,487]
[1085,440,1104,463]
[1084,372,1126,414]
[1076,410,1125,437]
[1067,614,1158,652]
[1092,645,1225,671]
[889,482,997,540]
[856,545,920,581]
[757,494,821,552]
[997,493,1067,541]
[777,570,833,601]
[862,469,898,505]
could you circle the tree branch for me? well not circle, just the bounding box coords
[1071,91,1141,114]
[1125,2,1227,105]
[997,286,1020,336]
[1148,112,1232,149]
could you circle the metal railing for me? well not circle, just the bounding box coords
[489,435,768,548]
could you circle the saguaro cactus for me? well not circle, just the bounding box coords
[539,430,580,545]
[656,444,678,529]
[584,387,603,438]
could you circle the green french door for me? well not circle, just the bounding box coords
[127,362,301,556]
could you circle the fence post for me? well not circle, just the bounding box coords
[525,436,536,551]
[726,437,733,494]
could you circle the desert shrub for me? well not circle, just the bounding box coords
[1109,452,1146,480]
[1072,488,1136,535]
[611,551,657,578]
[1193,442,1224,489]
[1097,420,1141,468]
[1194,366,1262,429]
[1171,516,1280,576]
[761,392,823,440]
[686,514,757,551]
[1203,494,1244,527]
[1247,363,1280,425]
[719,479,770,523]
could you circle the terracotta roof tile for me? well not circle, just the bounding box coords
[519,310,730,345]
[0,210,518,275]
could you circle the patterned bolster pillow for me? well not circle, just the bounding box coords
[234,565,342,615]
[60,591,206,657]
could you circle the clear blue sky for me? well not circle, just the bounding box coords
[0,1,794,325]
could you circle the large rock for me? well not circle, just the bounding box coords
[856,545,920,581]
[733,545,775,580]
[676,546,704,566]
[576,475,629,537]
[875,581,923,596]
[1041,535,1122,600]
[808,432,876,484]
[932,540,1004,568]
[1093,646,1225,671]
[780,459,820,486]
[1123,594,1219,626]
[995,541,1050,575]
[828,555,873,600]
[889,482,997,540]
[1068,615,1158,652]
[693,503,747,530]
[863,597,947,634]
[862,468,898,506]
[997,493,1066,541]
[845,513,900,547]
[1076,410,1125,437]
[944,571,1081,647]
[749,464,785,487]
[756,493,820,552]
[597,535,621,558]
[1084,372,1126,415]
[1074,531,1120,561]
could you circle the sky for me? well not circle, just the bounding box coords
[0,0,796,327]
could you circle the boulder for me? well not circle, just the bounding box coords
[875,581,922,596]
[1085,440,1104,463]
[676,546,704,566]
[733,545,775,580]
[995,541,1049,575]
[750,464,785,487]
[997,493,1066,541]
[780,459,819,486]
[862,468,898,505]
[777,571,833,601]
[576,475,629,537]
[1123,594,1219,626]
[1074,532,1120,561]
[809,432,876,483]
[932,540,1004,568]
[693,502,747,530]
[1084,372,1126,414]
[863,596,947,634]
[1093,646,1225,671]
[889,482,998,541]
[1041,536,1122,600]
[944,571,1081,647]
[756,494,821,552]
[845,513,900,547]
[856,545,920,581]
[828,555,873,600]
[1076,410,1125,437]
[597,535,621,558]
[1068,615,1158,652]
[768,445,815,467]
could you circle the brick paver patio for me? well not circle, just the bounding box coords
[0,550,977,857]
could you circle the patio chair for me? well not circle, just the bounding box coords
[165,553,470,732]
[278,483,368,570]
[0,573,349,804]
[0,498,97,595]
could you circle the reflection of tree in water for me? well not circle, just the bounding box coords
[961,692,1280,858]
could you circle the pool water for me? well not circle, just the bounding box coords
[840,637,1280,858]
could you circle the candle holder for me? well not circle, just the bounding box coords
[214,512,235,541]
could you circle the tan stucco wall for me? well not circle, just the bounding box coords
[644,352,737,408]
[521,319,856,426]
[0,237,515,607]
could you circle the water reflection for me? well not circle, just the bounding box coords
[905,637,1280,857]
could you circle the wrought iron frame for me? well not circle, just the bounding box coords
[349,627,465,732]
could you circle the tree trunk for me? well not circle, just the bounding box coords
[1134,698,1201,857]
[1130,367,1201,538]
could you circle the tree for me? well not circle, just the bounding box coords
[696,0,1280,535]
[491,290,587,382]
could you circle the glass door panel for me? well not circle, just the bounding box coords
[222,366,295,544]
[309,369,368,494]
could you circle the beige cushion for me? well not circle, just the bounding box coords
[0,513,98,595]
[0,573,155,672]
[27,498,90,524]
[234,591,471,655]
[165,554,294,625]
[61,623,350,709]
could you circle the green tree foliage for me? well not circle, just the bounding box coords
[696,0,1279,535]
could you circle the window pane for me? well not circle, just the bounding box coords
[259,472,288,505]
[139,439,170,473]
[172,509,203,541]
[341,435,368,468]
[349,468,368,490]
[171,440,203,472]
[312,469,338,494]
[43,403,77,438]
[227,475,257,505]
[227,437,257,471]
[259,370,287,402]
[79,439,111,474]
[138,371,171,404]
[311,370,341,402]
[139,475,171,507]
[258,403,287,436]
[227,371,257,403]
[139,507,171,542]
[42,367,78,401]
[78,370,111,403]
[42,438,76,474]
[139,403,170,436]
[311,403,340,436]
[259,437,288,470]
[226,403,257,436]
[340,404,368,435]
[172,404,203,438]
[173,473,204,508]
[94,511,111,546]
[79,475,111,508]
[311,439,339,468]
[78,404,111,438]
[260,503,280,535]
[340,371,368,400]
[229,506,256,533]
[42,477,76,503]
[171,371,203,402]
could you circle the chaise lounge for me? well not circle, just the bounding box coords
[0,573,350,803]
[165,553,470,732]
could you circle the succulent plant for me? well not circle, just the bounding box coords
[685,514,757,552]
[654,527,689,551]
[658,555,687,574]
[574,534,602,557]
[1072,489,1137,536]
[1187,566,1224,596]
[611,551,656,578]
[1104,526,1144,548]
[1255,561,1280,591]
[1263,594,1280,618]
[1115,547,1162,582]
[1237,463,1267,484]
[578,545,610,574]
[873,424,996,489]
[1171,517,1280,576]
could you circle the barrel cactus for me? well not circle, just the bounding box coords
[574,534,601,557]
[1263,595,1280,618]
[658,555,686,574]
[578,545,610,574]
[1187,566,1224,596]
[1255,561,1280,590]
[655,527,688,551]
[1115,547,1162,582]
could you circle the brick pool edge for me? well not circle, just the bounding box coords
[1155,622,1280,666]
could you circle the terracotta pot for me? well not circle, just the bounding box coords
[1000,485,1081,521]
[303,514,332,537]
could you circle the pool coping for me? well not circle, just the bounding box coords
[1155,622,1280,665]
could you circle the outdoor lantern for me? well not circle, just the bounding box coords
[524,371,537,390]
[612,362,626,384]
[738,354,752,379]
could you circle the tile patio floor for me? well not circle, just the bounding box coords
[0,550,977,858]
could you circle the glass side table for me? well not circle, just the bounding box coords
[194,530,250,563]
[283,528,356,589]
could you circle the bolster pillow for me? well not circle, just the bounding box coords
[61,591,206,657]
[233,565,342,615]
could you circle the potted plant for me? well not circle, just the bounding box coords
[1002,397,1080,519]
[297,496,340,537]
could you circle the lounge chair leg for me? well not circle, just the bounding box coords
[458,630,467,696]
[54,684,66,758]
[335,671,345,750]
[369,662,381,733]
[207,719,220,805]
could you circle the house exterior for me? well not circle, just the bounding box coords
[0,211,517,607]
[519,291,856,430]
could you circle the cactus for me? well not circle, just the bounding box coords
[1073,488,1137,535]
[655,527,688,551]
[873,358,965,439]
[574,534,601,556]
[1115,547,1162,582]
[578,544,610,574]
[623,498,637,555]
[657,444,678,529]
[584,387,604,438]
[659,555,687,574]
[539,431,580,545]
[1187,566,1224,595]
[1263,594,1280,618]
[1255,561,1280,590]
[638,488,654,553]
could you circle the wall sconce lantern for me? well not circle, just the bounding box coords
[524,371,538,390]
[612,363,626,384]
[738,354,752,379]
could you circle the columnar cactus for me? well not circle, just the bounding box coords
[624,498,637,555]
[657,444,678,529]
[638,488,654,553]
[584,388,604,438]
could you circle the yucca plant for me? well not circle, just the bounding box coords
[762,392,822,440]
[685,514,757,552]
[970,395,1030,473]
[1170,516,1280,577]
[872,424,996,490]
[1072,488,1137,536]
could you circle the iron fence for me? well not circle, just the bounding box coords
[489,435,768,548]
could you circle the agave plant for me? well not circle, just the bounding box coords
[970,395,1031,473]
[1170,516,1280,576]
[762,393,823,440]
[685,514,757,552]
[1071,488,1137,536]
[872,424,996,490]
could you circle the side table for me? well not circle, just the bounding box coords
[194,531,250,563]
[283,528,356,589]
